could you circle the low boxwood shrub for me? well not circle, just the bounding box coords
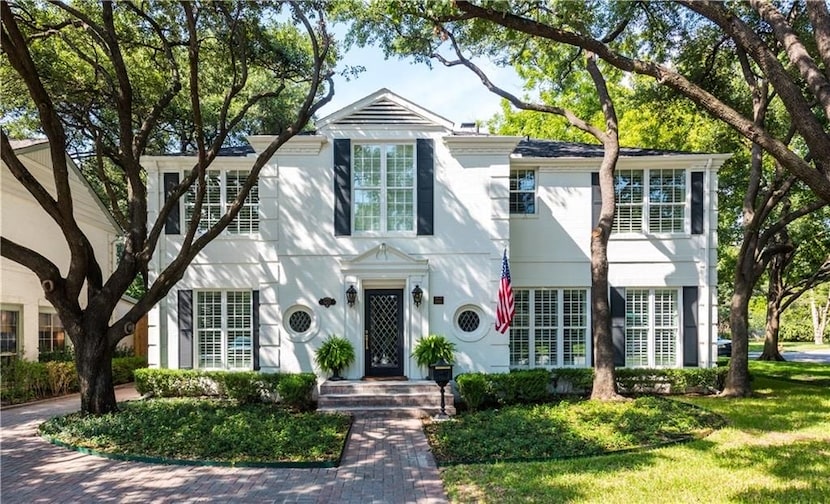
[112,356,148,385]
[276,372,316,411]
[134,368,317,408]
[455,373,489,412]
[455,367,726,412]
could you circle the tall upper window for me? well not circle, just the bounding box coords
[38,312,65,354]
[184,170,259,234]
[510,170,536,214]
[353,144,415,233]
[196,291,252,369]
[625,288,679,367]
[614,169,685,234]
[509,288,589,368]
[1,308,20,355]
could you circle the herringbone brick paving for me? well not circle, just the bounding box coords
[0,386,448,503]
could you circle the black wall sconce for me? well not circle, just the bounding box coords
[318,297,337,308]
[412,284,423,307]
[346,285,357,307]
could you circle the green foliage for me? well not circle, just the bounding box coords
[426,396,724,465]
[1,357,145,404]
[45,361,79,397]
[411,334,456,368]
[454,368,726,411]
[39,398,351,465]
[38,348,75,363]
[314,335,356,377]
[455,373,489,412]
[133,368,317,408]
[276,373,317,412]
[215,371,263,405]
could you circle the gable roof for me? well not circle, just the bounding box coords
[5,139,122,232]
[316,88,454,130]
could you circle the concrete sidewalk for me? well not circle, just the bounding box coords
[0,386,448,503]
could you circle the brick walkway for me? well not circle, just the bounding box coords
[0,387,448,503]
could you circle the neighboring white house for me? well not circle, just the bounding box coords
[145,89,729,379]
[1,140,135,361]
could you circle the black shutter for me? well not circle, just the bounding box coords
[164,173,180,234]
[178,290,193,369]
[683,286,700,367]
[691,172,704,235]
[610,287,626,367]
[591,172,601,228]
[252,290,260,371]
[333,139,351,236]
[416,138,434,235]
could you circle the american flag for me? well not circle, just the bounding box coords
[496,249,514,334]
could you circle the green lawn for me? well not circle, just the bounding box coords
[748,340,829,353]
[438,361,830,503]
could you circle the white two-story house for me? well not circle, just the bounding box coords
[145,89,728,379]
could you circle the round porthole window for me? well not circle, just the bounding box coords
[288,310,312,333]
[453,304,486,342]
[457,310,480,333]
[284,305,318,342]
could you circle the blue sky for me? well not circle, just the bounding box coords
[317,38,524,129]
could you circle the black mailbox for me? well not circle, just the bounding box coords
[432,358,453,387]
[432,358,453,419]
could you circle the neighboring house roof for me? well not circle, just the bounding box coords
[5,139,122,232]
[316,88,455,130]
[512,138,695,158]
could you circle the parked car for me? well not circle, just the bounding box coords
[717,338,732,357]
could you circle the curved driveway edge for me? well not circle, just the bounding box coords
[1,386,448,504]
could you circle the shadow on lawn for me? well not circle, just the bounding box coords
[725,440,830,502]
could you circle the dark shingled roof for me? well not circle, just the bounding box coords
[513,138,691,158]
[163,144,256,157]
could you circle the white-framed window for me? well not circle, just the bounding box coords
[509,169,536,214]
[184,170,259,234]
[352,143,415,233]
[614,169,686,234]
[195,290,252,369]
[625,288,679,367]
[38,312,66,354]
[1,307,20,356]
[509,288,589,367]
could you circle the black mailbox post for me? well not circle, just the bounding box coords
[432,358,453,420]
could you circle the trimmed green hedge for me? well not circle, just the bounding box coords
[455,367,728,411]
[0,356,148,405]
[133,368,317,411]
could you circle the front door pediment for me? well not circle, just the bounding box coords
[340,243,428,275]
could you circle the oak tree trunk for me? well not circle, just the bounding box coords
[72,322,117,415]
[759,299,785,361]
[722,262,753,397]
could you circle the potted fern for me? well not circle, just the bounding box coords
[314,335,355,381]
[412,334,456,380]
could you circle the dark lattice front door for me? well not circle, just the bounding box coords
[364,289,404,377]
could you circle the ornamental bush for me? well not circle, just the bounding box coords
[133,368,317,409]
[455,367,728,411]
[0,356,146,405]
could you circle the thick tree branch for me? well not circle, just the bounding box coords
[806,0,830,78]
[749,0,830,121]
[452,0,830,202]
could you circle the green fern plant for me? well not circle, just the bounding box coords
[314,335,355,380]
[412,334,456,369]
